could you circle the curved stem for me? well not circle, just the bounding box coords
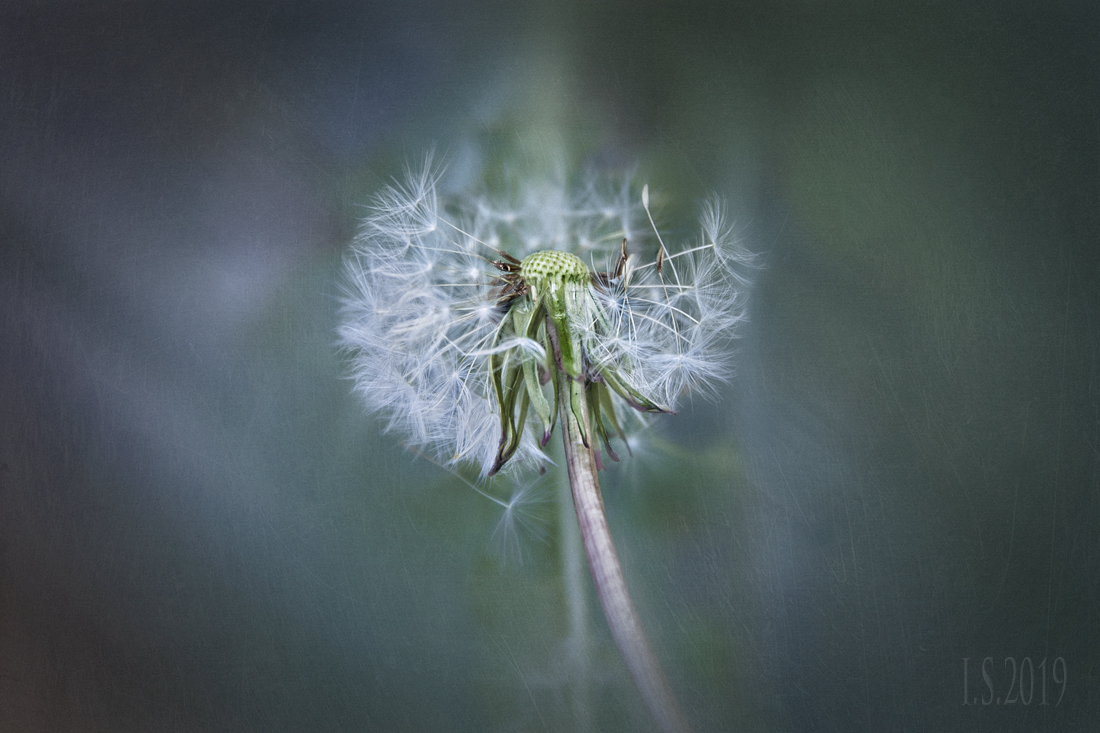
[556,375,692,733]
[557,438,592,731]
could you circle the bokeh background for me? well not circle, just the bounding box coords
[2,1,1098,731]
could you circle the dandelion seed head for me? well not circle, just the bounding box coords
[520,250,591,294]
[338,153,756,481]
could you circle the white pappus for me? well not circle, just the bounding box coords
[337,156,755,481]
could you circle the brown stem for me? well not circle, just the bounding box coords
[557,373,692,733]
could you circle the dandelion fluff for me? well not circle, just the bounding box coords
[338,157,755,478]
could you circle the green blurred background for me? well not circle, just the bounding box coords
[2,1,1097,731]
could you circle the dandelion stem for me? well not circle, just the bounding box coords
[557,373,692,733]
[557,439,592,731]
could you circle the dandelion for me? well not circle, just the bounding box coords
[338,155,754,733]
